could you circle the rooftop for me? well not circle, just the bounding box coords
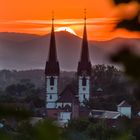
[117,100,131,107]
[57,84,78,103]
[89,109,121,119]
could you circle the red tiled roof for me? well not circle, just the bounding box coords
[57,85,78,103]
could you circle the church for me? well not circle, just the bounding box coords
[44,16,132,126]
[44,15,92,125]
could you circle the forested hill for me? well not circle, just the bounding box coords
[0,65,133,100]
[0,69,75,91]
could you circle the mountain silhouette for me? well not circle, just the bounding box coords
[0,31,139,70]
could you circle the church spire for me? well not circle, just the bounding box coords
[77,9,91,76]
[80,9,89,63]
[48,16,57,62]
[45,15,60,76]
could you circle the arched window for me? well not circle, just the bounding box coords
[50,76,54,85]
[82,77,87,86]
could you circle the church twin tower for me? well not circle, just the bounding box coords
[45,17,92,109]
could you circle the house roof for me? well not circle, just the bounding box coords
[57,84,78,103]
[89,109,121,119]
[96,88,103,92]
[117,100,131,107]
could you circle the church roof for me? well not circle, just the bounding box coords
[57,84,78,103]
[45,18,60,76]
[117,100,131,107]
[77,17,92,76]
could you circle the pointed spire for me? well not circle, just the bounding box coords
[48,14,57,62]
[77,9,91,76]
[45,13,60,76]
[80,9,89,63]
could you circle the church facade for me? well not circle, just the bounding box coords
[45,16,92,125]
[44,17,132,126]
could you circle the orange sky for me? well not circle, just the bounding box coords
[0,0,140,40]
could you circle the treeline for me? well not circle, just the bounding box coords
[0,69,74,92]
[0,65,137,110]
[0,65,131,94]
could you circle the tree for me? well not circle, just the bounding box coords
[113,0,140,31]
[0,119,60,140]
[111,1,140,139]
[91,65,129,96]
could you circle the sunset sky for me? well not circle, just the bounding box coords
[0,0,140,40]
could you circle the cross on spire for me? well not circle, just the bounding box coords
[84,9,86,21]
[52,10,54,21]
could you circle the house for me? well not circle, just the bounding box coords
[89,100,132,120]
[117,100,131,118]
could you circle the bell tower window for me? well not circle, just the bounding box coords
[50,95,52,99]
[83,94,86,99]
[82,77,87,86]
[50,76,54,85]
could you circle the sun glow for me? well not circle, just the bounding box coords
[55,27,77,35]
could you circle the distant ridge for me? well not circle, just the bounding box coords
[0,31,139,70]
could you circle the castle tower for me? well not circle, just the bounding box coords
[45,17,60,109]
[77,11,92,105]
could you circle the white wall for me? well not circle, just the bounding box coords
[118,106,131,118]
[46,76,59,108]
[78,76,90,104]
[58,112,71,123]
[46,76,58,93]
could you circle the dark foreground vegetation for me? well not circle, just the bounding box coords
[1,117,140,140]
